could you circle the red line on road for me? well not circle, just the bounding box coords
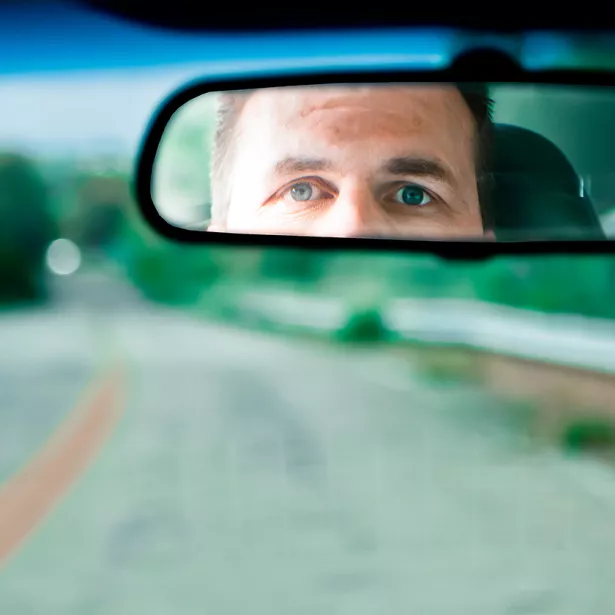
[0,365,126,569]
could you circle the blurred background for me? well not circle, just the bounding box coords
[5,74,615,324]
[4,3,615,613]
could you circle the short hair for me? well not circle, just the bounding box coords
[209,83,494,229]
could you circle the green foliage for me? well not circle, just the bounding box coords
[0,152,58,252]
[0,152,58,303]
[562,419,615,452]
[70,174,130,249]
[258,249,325,285]
[335,307,389,343]
[117,229,615,326]
[0,246,47,303]
[470,255,615,319]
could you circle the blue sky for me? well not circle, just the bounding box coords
[0,64,214,158]
[0,55,448,159]
[0,1,453,159]
[0,0,586,160]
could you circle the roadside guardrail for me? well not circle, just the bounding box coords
[230,290,615,375]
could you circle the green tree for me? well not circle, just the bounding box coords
[0,152,58,302]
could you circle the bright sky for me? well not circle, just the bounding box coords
[0,54,447,159]
[0,1,575,160]
[0,3,449,158]
[0,64,223,158]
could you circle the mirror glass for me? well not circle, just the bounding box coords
[151,82,615,240]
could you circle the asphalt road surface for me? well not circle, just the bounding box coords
[1,269,615,614]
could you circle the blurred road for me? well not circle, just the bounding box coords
[1,270,615,614]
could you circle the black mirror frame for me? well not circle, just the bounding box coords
[135,56,615,260]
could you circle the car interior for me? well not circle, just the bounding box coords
[4,2,615,612]
[490,123,605,239]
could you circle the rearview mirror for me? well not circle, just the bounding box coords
[136,67,615,254]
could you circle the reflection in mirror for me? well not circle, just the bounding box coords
[151,82,615,241]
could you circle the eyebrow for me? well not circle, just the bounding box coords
[274,157,333,175]
[384,157,450,182]
[273,156,452,183]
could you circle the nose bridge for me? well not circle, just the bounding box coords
[323,179,384,235]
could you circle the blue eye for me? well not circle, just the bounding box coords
[395,185,432,207]
[290,183,314,201]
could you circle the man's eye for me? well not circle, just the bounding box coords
[394,185,433,207]
[287,182,326,202]
[272,180,333,213]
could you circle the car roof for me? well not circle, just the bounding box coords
[81,0,615,33]
[1,1,614,76]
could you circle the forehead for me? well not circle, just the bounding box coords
[236,84,476,152]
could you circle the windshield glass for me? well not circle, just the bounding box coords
[3,6,615,614]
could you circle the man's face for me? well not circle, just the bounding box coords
[212,84,484,238]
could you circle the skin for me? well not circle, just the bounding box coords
[209,84,485,238]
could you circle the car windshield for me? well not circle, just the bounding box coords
[3,4,615,614]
